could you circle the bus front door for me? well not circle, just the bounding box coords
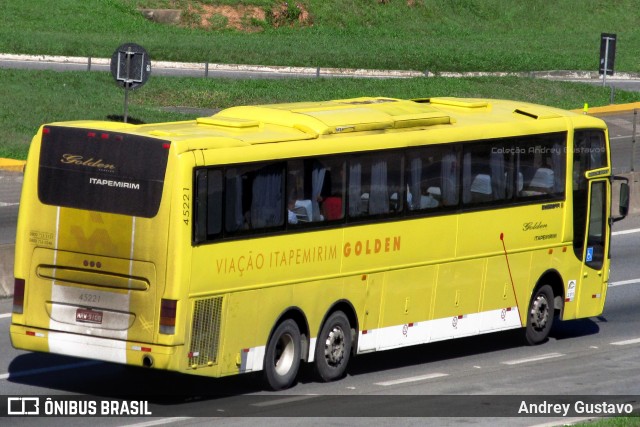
[575,179,609,318]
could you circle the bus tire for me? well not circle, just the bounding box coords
[314,311,352,382]
[264,319,301,390]
[524,284,554,345]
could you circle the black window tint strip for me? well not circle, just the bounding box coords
[38,126,169,218]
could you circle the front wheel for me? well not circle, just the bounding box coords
[264,319,301,390]
[314,311,352,382]
[524,284,554,345]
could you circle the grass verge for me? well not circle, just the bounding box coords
[2,0,640,73]
[1,68,639,160]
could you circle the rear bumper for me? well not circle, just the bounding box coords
[10,324,178,370]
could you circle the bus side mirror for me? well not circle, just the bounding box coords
[612,176,630,222]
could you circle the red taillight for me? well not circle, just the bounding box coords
[13,278,25,314]
[159,299,177,335]
[162,143,171,150]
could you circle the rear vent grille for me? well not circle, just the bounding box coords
[189,296,223,368]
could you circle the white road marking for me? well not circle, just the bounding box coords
[375,372,448,386]
[501,352,564,365]
[119,417,193,427]
[611,338,640,346]
[251,394,319,407]
[612,228,640,236]
[609,278,640,287]
[0,313,12,319]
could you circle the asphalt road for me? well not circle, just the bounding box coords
[0,170,21,245]
[600,110,640,174]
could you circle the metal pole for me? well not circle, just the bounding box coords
[603,39,609,87]
[123,51,132,123]
[632,109,637,172]
[610,85,615,104]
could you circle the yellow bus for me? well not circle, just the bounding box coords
[11,96,629,390]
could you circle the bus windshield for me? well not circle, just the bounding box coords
[37,126,169,218]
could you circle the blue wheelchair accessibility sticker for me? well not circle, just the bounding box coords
[586,247,594,262]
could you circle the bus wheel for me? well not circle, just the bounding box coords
[525,284,554,345]
[264,319,301,390]
[315,311,352,382]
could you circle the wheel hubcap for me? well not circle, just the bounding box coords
[324,326,345,367]
[530,294,549,331]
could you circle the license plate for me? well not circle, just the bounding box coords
[75,308,103,324]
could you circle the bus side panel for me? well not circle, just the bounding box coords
[293,278,345,359]
[378,266,437,350]
[352,273,382,353]
[217,290,260,376]
[555,249,582,321]
[341,216,457,275]
[214,274,364,377]
[431,259,484,341]
[481,253,531,331]
[13,131,56,333]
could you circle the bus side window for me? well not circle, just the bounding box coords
[225,168,245,233]
[348,153,403,219]
[194,168,223,244]
[287,157,346,224]
[225,163,285,234]
[205,170,223,238]
[573,130,607,176]
[321,158,346,221]
[463,144,507,205]
[517,134,566,199]
[250,164,285,229]
[406,146,459,211]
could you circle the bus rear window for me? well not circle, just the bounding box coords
[38,126,169,218]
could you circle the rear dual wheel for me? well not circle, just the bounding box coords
[264,319,301,390]
[314,311,352,382]
[263,311,353,390]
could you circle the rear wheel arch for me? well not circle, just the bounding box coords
[313,300,358,382]
[316,300,359,355]
[267,307,310,359]
[262,307,310,390]
[524,269,564,345]
[534,269,565,318]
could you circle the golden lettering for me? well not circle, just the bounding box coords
[61,154,116,170]
[342,236,402,258]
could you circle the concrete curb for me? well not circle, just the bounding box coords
[0,158,25,172]
[4,53,640,80]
